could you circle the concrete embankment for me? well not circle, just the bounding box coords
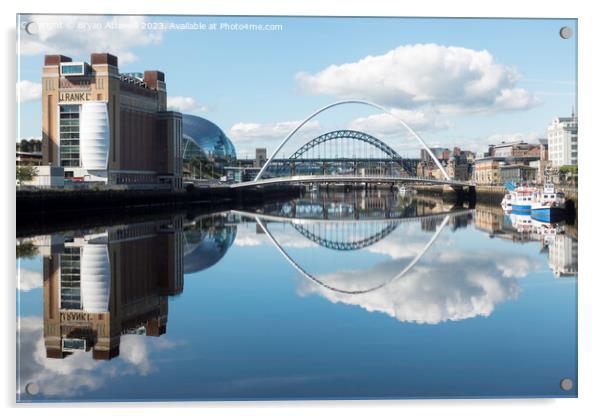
[413,183,578,210]
[17,185,303,235]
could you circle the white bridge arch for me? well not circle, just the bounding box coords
[254,214,452,295]
[232,208,474,294]
[254,99,451,182]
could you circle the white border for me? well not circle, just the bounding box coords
[3,1,601,415]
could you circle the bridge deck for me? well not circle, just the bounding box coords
[230,175,472,189]
[232,208,474,225]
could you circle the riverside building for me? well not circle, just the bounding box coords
[41,53,182,188]
[547,113,578,167]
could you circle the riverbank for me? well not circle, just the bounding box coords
[413,183,578,208]
[17,185,303,236]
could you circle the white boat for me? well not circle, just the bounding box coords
[507,185,538,213]
[530,183,566,222]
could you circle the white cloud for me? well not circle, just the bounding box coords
[494,88,541,111]
[296,43,540,113]
[17,268,43,292]
[17,80,41,103]
[229,120,321,143]
[167,96,210,113]
[228,120,322,159]
[19,15,161,64]
[348,108,452,136]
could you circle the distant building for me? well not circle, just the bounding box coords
[224,166,260,183]
[473,157,504,185]
[490,140,539,158]
[418,146,474,180]
[445,157,470,181]
[421,147,450,161]
[16,151,42,166]
[500,164,538,184]
[255,148,267,168]
[538,138,549,161]
[42,53,182,188]
[20,166,65,188]
[547,113,578,167]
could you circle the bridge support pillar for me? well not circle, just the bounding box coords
[449,185,477,208]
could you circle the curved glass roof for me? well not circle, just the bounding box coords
[183,223,237,274]
[182,114,236,162]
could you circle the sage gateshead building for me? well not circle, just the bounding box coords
[41,53,183,189]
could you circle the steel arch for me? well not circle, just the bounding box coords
[254,99,451,181]
[254,215,451,295]
[291,222,399,251]
[288,129,403,161]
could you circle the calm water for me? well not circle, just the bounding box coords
[16,191,577,401]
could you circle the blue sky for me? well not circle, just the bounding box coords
[17,15,576,158]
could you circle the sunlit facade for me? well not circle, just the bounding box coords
[42,53,183,188]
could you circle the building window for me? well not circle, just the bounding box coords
[61,63,85,75]
[59,104,81,167]
[60,247,82,310]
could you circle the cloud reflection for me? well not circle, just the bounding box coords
[17,316,176,398]
[298,251,539,324]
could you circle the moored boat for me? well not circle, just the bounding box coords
[530,183,566,222]
[509,185,538,213]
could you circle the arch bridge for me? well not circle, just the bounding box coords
[229,100,474,193]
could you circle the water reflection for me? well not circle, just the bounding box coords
[183,215,237,274]
[233,192,532,324]
[39,218,185,361]
[474,204,578,277]
[16,190,577,400]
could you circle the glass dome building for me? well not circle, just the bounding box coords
[182,114,236,179]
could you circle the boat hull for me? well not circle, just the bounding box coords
[530,207,565,222]
[511,204,532,213]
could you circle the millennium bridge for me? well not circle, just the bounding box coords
[229,100,475,194]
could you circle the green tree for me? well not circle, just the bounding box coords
[559,165,578,185]
[16,165,37,185]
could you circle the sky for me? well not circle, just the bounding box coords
[16,15,577,159]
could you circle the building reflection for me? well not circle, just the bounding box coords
[35,213,239,361]
[256,190,465,221]
[183,214,237,274]
[41,217,185,360]
[474,203,578,277]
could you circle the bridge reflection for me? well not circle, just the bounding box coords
[233,191,473,295]
[26,191,576,362]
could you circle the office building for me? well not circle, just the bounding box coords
[255,148,267,168]
[547,113,578,167]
